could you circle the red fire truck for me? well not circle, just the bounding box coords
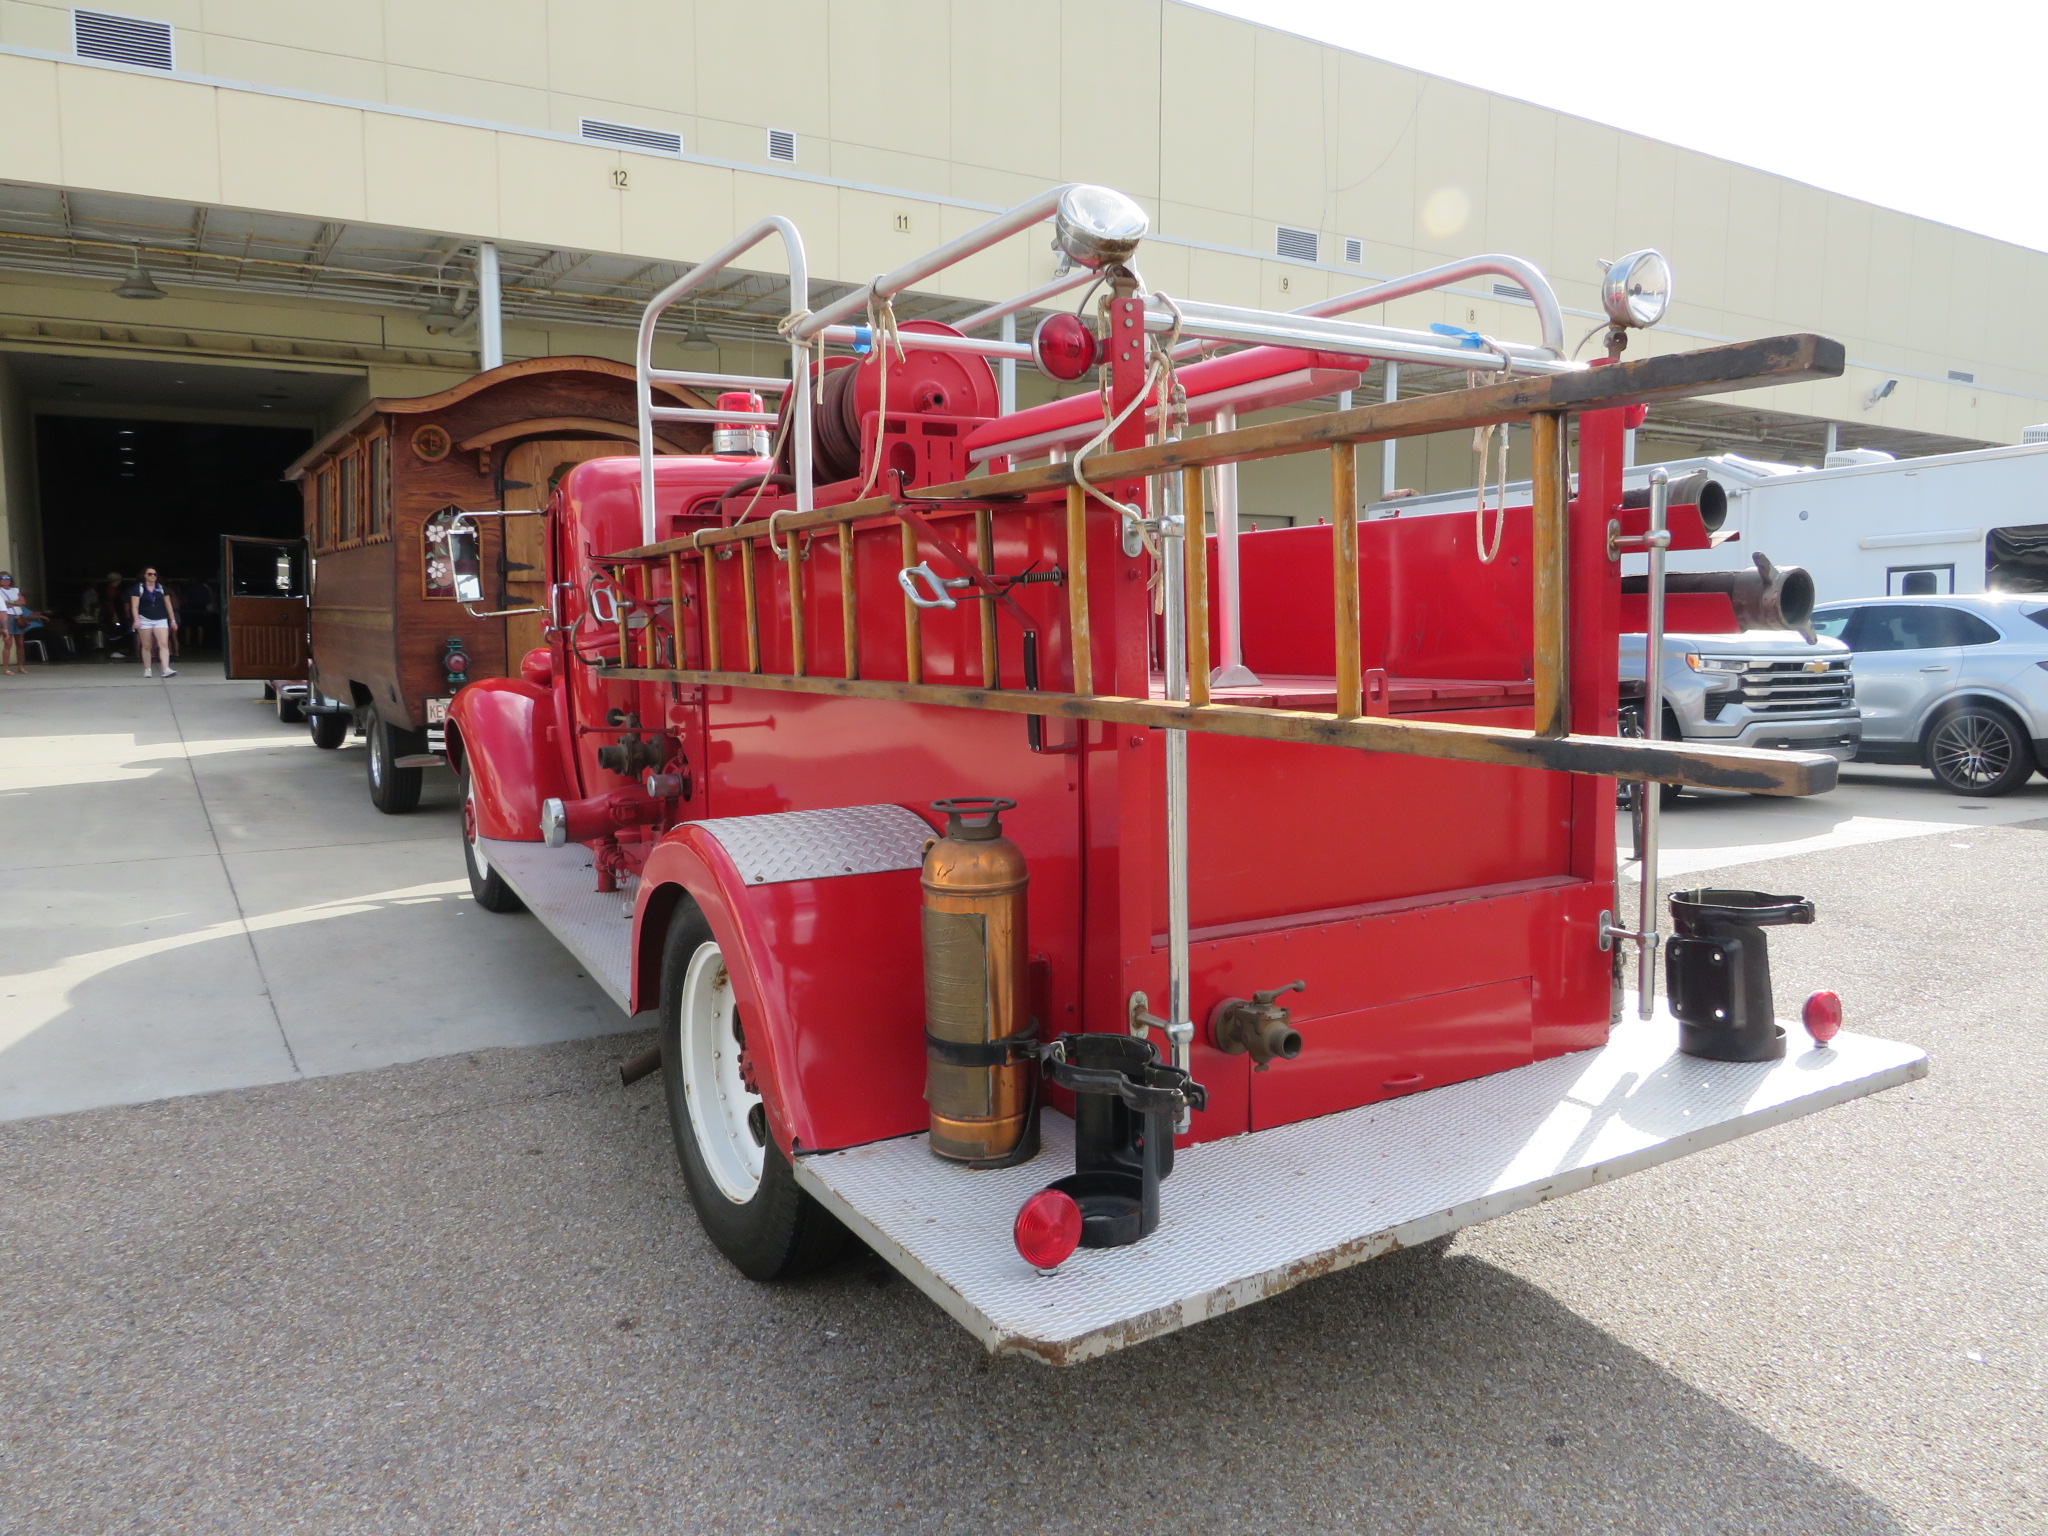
[446,186,1924,1364]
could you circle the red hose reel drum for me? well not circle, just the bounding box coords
[782,321,1002,488]
[851,319,1000,425]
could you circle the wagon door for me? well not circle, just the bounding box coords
[219,534,309,681]
[502,440,634,662]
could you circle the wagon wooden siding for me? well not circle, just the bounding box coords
[285,357,707,733]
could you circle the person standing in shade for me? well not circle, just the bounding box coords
[0,571,25,674]
[128,567,179,678]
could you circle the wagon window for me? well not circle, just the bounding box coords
[423,506,462,598]
[368,434,391,540]
[339,451,361,545]
[316,467,337,550]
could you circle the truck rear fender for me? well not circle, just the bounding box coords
[444,678,570,840]
[635,824,927,1159]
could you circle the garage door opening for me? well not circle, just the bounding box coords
[37,416,309,653]
[10,352,358,659]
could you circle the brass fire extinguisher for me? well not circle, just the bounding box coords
[922,796,1038,1167]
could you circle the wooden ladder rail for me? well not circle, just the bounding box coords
[839,525,860,679]
[1330,445,1361,720]
[1065,484,1093,694]
[699,542,722,671]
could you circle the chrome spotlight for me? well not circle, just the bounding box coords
[1053,185,1148,271]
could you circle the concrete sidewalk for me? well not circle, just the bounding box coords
[0,671,630,1121]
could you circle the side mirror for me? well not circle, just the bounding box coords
[448,522,484,605]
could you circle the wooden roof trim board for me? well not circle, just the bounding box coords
[286,356,704,478]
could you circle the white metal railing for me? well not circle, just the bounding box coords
[634,216,813,544]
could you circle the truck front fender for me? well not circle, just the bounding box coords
[634,807,933,1157]
[446,678,570,841]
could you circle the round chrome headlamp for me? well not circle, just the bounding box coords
[1053,184,1148,270]
[1601,249,1673,329]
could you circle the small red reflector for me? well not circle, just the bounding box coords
[1013,1188,1082,1270]
[1802,990,1843,1045]
[445,654,469,673]
[1032,312,1098,383]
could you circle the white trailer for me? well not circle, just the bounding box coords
[1375,440,2048,603]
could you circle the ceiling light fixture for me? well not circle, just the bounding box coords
[679,305,718,353]
[421,292,467,334]
[112,247,167,301]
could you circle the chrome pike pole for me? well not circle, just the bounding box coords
[1638,466,1671,1020]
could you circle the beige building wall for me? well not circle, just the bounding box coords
[0,0,2042,482]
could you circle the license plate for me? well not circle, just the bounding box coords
[425,697,450,725]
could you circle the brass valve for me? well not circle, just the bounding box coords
[1208,981,1305,1071]
[596,732,669,778]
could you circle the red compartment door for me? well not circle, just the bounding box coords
[1250,979,1534,1131]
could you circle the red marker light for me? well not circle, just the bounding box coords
[1803,990,1843,1046]
[1013,1188,1082,1270]
[445,653,469,673]
[1032,312,1098,383]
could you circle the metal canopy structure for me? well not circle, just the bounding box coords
[0,181,1997,464]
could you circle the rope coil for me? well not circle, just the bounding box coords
[1466,341,1518,564]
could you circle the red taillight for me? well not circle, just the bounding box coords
[1802,990,1843,1046]
[1013,1188,1082,1270]
[445,652,469,674]
[1032,312,1098,383]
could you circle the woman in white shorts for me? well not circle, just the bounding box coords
[129,567,179,678]
[0,570,24,674]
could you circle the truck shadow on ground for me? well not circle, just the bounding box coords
[0,1032,1900,1535]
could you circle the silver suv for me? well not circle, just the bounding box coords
[1812,594,2048,795]
[1619,630,1860,801]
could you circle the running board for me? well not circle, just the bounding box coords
[795,1014,1925,1366]
[477,837,638,1014]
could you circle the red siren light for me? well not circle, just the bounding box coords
[1802,990,1843,1046]
[712,391,768,457]
[1032,312,1098,383]
[1013,1187,1083,1270]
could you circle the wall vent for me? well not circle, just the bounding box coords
[73,9,173,69]
[767,128,795,162]
[1275,226,1319,263]
[1343,237,1363,265]
[580,118,682,156]
[1947,369,1976,384]
[1492,281,1533,303]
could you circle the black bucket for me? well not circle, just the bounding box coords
[1665,888,1814,1062]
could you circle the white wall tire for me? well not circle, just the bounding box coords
[678,939,766,1204]
[656,904,846,1279]
[458,767,524,913]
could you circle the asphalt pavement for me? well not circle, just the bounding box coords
[1,671,2042,1533]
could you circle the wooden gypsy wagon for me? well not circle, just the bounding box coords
[268,356,709,812]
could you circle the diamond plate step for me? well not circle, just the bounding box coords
[477,838,636,1012]
[795,1013,1926,1365]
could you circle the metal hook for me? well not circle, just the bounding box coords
[898,563,966,610]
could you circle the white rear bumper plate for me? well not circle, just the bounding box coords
[796,1015,1925,1365]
